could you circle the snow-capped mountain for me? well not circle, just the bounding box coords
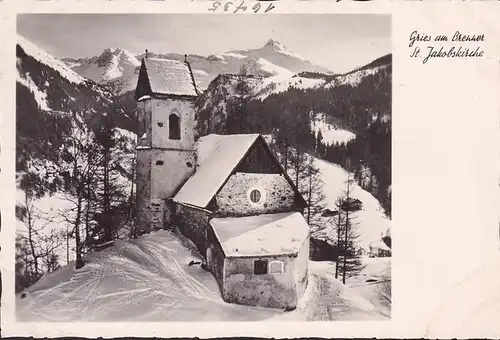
[196,53,392,136]
[16,34,136,206]
[62,47,141,94]
[230,39,330,75]
[62,39,332,94]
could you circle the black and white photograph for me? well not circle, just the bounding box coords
[14,13,392,322]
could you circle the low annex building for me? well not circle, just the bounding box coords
[134,54,310,309]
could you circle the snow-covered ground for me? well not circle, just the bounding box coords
[346,257,391,319]
[314,159,391,252]
[16,230,390,321]
[311,119,356,145]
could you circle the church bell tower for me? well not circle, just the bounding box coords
[134,53,199,234]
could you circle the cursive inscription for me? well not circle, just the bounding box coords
[408,30,485,64]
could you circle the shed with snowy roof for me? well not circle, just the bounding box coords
[208,212,309,309]
[134,55,310,310]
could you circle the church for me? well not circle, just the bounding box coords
[134,55,310,310]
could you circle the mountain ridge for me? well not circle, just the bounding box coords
[61,39,332,94]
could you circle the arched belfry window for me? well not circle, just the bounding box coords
[169,111,181,140]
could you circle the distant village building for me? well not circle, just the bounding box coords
[369,240,391,257]
[134,55,310,310]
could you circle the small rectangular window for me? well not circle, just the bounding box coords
[156,160,164,165]
[269,261,284,274]
[254,259,268,275]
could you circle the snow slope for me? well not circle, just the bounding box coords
[16,230,388,321]
[314,159,391,251]
[16,68,51,111]
[311,119,356,145]
[280,260,388,321]
[325,65,390,88]
[346,257,391,318]
[18,35,86,85]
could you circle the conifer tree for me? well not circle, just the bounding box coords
[336,160,366,283]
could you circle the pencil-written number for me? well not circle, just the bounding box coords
[209,1,276,13]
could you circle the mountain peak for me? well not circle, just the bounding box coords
[101,47,125,56]
[264,39,286,51]
[95,47,140,69]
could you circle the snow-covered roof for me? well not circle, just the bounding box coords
[369,240,390,251]
[210,212,310,257]
[143,58,197,97]
[173,134,260,208]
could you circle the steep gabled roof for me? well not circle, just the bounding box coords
[173,134,306,209]
[135,57,198,99]
[173,134,259,208]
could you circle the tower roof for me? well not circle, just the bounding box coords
[135,57,198,99]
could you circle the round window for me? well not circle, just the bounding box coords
[250,189,261,203]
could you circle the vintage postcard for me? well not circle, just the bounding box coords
[1,1,499,339]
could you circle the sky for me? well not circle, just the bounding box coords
[17,14,391,73]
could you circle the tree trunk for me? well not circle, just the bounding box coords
[66,224,69,264]
[85,179,91,248]
[335,211,341,279]
[295,145,300,189]
[343,209,349,284]
[307,172,312,224]
[342,175,351,284]
[25,195,39,277]
[128,156,136,239]
[283,137,289,173]
[103,149,112,242]
[75,195,84,269]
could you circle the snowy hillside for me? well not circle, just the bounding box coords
[18,35,86,86]
[311,119,356,145]
[17,230,389,321]
[195,53,392,128]
[16,35,133,127]
[16,36,137,272]
[325,64,390,89]
[314,158,391,252]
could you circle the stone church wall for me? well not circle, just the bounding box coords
[215,173,296,217]
[150,149,195,199]
[151,98,197,150]
[222,253,298,309]
[206,226,226,290]
[137,99,152,148]
[175,204,211,256]
[136,149,152,233]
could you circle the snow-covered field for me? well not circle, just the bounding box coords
[311,119,356,145]
[16,230,390,321]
